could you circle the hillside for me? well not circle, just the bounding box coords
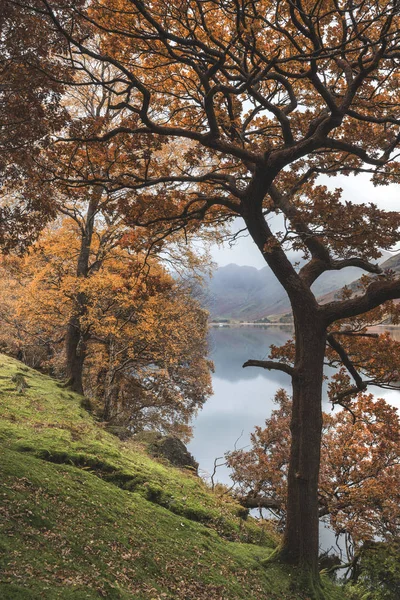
[0,354,347,600]
[206,252,399,321]
[206,263,369,321]
[317,252,400,305]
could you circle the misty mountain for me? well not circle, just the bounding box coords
[205,251,398,321]
[205,264,285,321]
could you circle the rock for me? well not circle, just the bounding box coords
[11,373,29,394]
[133,430,163,445]
[132,431,199,474]
[150,435,198,474]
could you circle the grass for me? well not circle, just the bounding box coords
[0,354,350,599]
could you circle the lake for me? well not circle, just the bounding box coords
[188,324,346,481]
[188,324,400,555]
[188,325,294,483]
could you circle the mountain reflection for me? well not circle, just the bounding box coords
[189,326,294,485]
[209,325,293,383]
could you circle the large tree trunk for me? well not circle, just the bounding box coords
[276,313,327,594]
[243,189,328,595]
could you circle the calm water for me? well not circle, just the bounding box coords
[188,325,294,482]
[188,324,400,555]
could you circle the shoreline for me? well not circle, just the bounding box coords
[209,321,293,327]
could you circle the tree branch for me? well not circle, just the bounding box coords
[237,493,329,518]
[327,333,366,391]
[242,360,294,376]
[237,494,282,512]
[323,277,400,324]
[330,258,382,275]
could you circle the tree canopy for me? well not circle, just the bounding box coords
[6,0,400,592]
[227,389,400,556]
[0,1,71,250]
[0,219,212,439]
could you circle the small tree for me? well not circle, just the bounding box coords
[0,220,212,437]
[227,389,400,562]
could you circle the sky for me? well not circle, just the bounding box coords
[209,173,399,269]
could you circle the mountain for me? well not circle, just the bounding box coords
[206,252,399,321]
[205,264,285,321]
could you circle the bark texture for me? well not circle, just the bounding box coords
[280,314,326,578]
[65,191,100,394]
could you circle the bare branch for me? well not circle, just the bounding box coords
[243,360,294,377]
[327,333,367,391]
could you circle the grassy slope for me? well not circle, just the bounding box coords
[0,354,347,599]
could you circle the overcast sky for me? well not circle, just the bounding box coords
[209,173,399,269]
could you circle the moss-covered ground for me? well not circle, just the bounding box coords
[0,354,350,599]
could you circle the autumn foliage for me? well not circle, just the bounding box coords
[227,389,400,556]
[4,0,400,586]
[0,220,212,439]
[0,1,71,250]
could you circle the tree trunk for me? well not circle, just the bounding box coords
[65,190,101,393]
[65,313,88,394]
[274,313,327,594]
[242,188,329,595]
[102,378,118,422]
[102,339,119,421]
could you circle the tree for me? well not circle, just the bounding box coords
[227,389,400,562]
[24,0,400,591]
[346,541,400,600]
[41,66,158,392]
[0,1,70,250]
[39,63,220,394]
[0,219,212,437]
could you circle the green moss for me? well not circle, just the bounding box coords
[0,353,350,599]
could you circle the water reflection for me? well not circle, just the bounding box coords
[190,324,400,479]
[189,325,293,482]
[188,324,400,555]
[209,325,293,383]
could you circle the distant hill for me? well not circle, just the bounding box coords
[318,251,400,305]
[205,251,399,321]
[205,264,285,321]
